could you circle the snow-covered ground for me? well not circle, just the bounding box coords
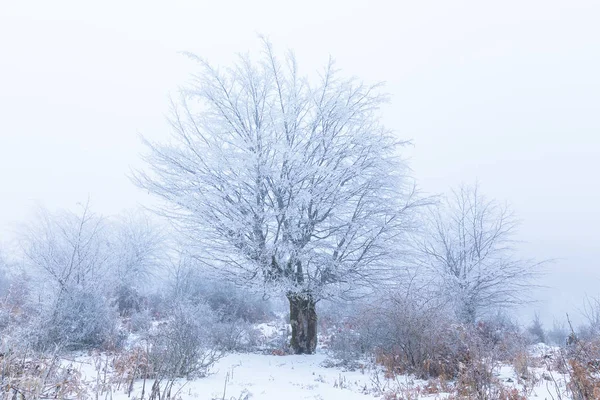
[126,353,374,400]
[34,319,570,399]
[68,351,422,400]
[63,346,570,400]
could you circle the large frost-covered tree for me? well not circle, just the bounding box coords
[415,183,541,324]
[135,42,418,354]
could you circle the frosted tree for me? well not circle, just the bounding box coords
[22,201,110,295]
[21,201,119,349]
[134,42,419,354]
[415,183,541,324]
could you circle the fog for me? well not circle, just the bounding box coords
[1,0,599,325]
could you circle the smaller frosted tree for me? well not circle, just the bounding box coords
[22,201,110,295]
[528,313,546,344]
[110,211,165,315]
[21,202,120,349]
[414,183,541,324]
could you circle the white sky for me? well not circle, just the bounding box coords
[1,0,599,325]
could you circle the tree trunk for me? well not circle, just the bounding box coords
[287,292,317,354]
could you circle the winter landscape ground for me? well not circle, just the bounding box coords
[1,313,586,399]
[59,348,567,400]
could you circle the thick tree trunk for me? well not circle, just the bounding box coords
[287,292,317,354]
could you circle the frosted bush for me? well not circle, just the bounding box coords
[32,285,122,351]
[172,269,272,324]
[129,308,153,333]
[148,301,224,379]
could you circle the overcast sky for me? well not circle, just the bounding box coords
[1,0,598,324]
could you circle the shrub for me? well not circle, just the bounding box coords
[327,291,532,385]
[32,285,122,351]
[111,346,154,396]
[327,327,365,365]
[115,284,145,317]
[0,308,9,331]
[547,320,568,346]
[211,319,263,352]
[562,335,600,399]
[476,313,528,362]
[0,266,9,298]
[205,282,272,323]
[171,266,272,324]
[148,301,224,379]
[147,292,169,319]
[129,308,153,334]
[0,273,30,332]
[323,292,463,378]
[316,299,356,332]
[360,293,465,379]
[527,313,546,344]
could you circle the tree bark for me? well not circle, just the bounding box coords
[287,292,317,354]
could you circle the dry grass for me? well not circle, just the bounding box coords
[0,350,86,399]
[564,338,600,399]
